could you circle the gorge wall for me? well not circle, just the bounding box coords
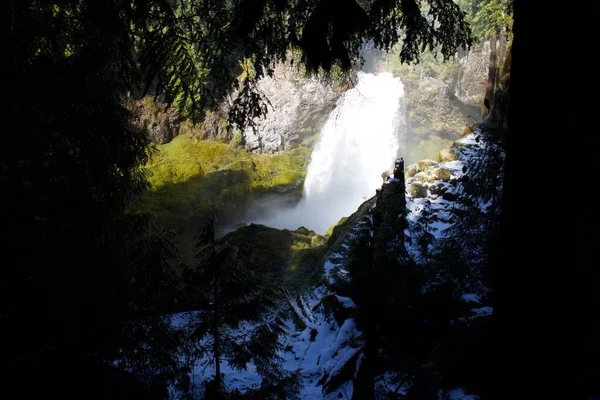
[242,63,349,153]
[366,42,490,163]
[133,62,348,151]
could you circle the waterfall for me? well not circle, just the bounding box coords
[252,71,406,234]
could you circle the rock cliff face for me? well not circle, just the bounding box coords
[452,43,490,107]
[131,97,182,144]
[135,62,346,151]
[132,96,233,145]
[242,63,347,153]
[375,43,490,163]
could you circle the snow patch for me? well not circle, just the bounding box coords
[461,293,482,304]
[439,387,480,400]
[470,307,493,317]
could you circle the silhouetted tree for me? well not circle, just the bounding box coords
[489,1,600,398]
[1,1,189,396]
[184,215,300,398]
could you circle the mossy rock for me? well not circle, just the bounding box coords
[325,198,374,248]
[139,136,312,262]
[294,226,317,236]
[325,217,349,247]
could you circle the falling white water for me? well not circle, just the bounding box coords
[252,71,406,234]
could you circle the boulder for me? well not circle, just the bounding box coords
[429,182,448,196]
[439,147,460,162]
[408,181,428,198]
[414,172,435,184]
[417,159,439,171]
[442,190,459,201]
[406,163,421,178]
[294,226,316,236]
[431,167,453,182]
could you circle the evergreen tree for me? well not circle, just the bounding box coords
[346,176,424,399]
[437,127,505,294]
[1,1,191,396]
[130,0,474,129]
[184,215,300,399]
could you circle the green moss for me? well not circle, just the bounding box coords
[139,136,312,261]
[232,132,244,146]
[140,96,163,114]
[220,225,328,291]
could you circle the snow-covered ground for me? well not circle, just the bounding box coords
[170,286,363,399]
[404,133,485,258]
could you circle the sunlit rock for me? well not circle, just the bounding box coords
[408,181,428,198]
[414,172,435,184]
[406,163,421,178]
[243,63,345,153]
[431,167,453,182]
[417,159,439,171]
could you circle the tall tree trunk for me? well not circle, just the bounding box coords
[483,30,498,118]
[487,1,600,399]
[351,324,376,400]
[213,277,221,392]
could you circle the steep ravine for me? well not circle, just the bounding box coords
[171,129,499,399]
[137,47,490,273]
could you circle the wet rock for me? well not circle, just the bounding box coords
[429,182,448,196]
